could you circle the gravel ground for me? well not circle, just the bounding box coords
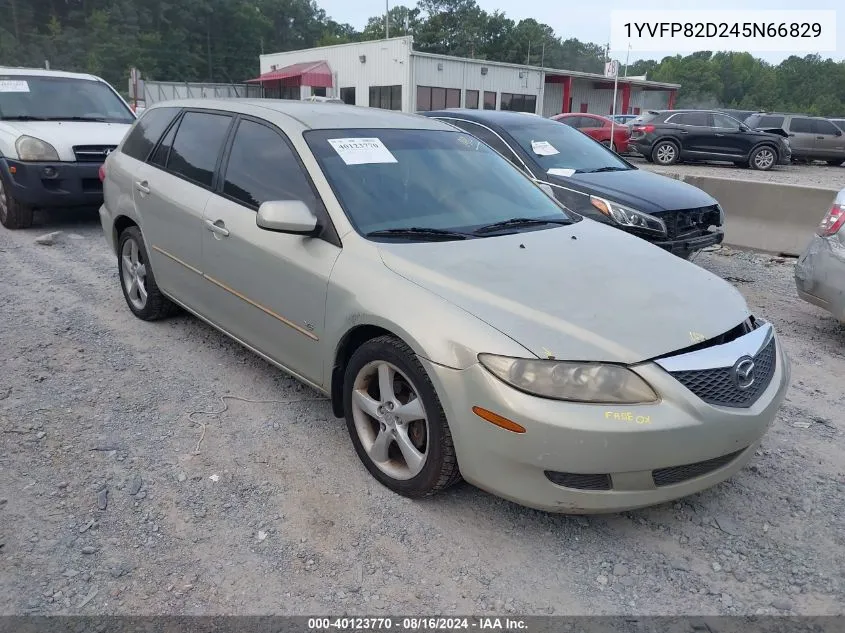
[1,211,844,617]
[630,156,845,190]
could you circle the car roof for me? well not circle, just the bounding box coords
[147,99,450,131]
[0,66,104,82]
[423,109,557,127]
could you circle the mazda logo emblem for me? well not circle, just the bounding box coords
[733,357,755,390]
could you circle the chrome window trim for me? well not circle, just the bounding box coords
[654,322,774,372]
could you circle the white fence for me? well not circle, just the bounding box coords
[130,80,264,106]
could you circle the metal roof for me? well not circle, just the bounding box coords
[246,61,333,87]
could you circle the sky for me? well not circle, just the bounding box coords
[315,0,845,64]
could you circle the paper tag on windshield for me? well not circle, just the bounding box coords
[328,138,397,165]
[548,168,576,177]
[0,80,30,93]
[531,140,559,156]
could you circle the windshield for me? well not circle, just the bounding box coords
[0,75,134,123]
[305,128,578,238]
[504,119,633,174]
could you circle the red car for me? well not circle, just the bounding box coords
[551,113,631,154]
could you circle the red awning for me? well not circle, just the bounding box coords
[245,61,333,87]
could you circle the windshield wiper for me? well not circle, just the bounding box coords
[473,217,572,234]
[49,116,112,122]
[575,166,630,173]
[0,115,50,121]
[366,227,470,241]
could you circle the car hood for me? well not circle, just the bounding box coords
[0,121,132,161]
[377,219,749,364]
[551,168,717,214]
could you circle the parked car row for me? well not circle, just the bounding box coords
[2,66,792,514]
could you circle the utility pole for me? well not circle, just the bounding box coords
[385,0,389,39]
[526,40,531,65]
[206,17,213,82]
[10,0,20,42]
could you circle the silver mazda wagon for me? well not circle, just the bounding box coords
[100,99,790,513]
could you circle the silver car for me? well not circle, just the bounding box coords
[100,99,790,513]
[796,188,845,322]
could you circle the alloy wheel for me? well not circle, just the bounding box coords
[656,144,676,164]
[754,148,775,170]
[350,360,429,480]
[120,236,149,311]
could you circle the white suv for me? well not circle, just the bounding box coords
[0,67,135,229]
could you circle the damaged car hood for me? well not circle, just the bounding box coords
[378,220,750,364]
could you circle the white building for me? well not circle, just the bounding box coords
[250,36,680,117]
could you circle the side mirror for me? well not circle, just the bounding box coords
[739,123,750,132]
[836,129,842,137]
[256,200,319,235]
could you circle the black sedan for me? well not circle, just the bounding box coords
[629,109,791,170]
[420,109,724,259]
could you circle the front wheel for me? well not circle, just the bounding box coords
[749,146,776,171]
[343,335,461,498]
[0,172,34,229]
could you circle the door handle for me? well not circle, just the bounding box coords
[204,218,230,237]
[714,133,725,137]
[135,181,150,195]
[816,136,825,140]
[679,130,689,134]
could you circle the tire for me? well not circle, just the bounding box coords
[651,140,679,165]
[644,154,655,163]
[0,171,34,229]
[827,159,844,166]
[343,335,461,498]
[749,145,777,171]
[117,226,178,321]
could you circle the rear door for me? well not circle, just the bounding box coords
[812,118,845,159]
[137,109,234,311]
[787,117,817,157]
[666,111,712,154]
[200,117,341,384]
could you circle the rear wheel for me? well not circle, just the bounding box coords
[117,226,178,321]
[749,145,776,171]
[343,335,461,498]
[652,140,679,165]
[0,172,34,230]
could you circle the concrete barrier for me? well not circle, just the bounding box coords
[658,173,838,256]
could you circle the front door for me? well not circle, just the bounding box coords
[200,117,341,386]
[708,113,753,157]
[812,118,845,159]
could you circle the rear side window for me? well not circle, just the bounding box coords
[814,119,841,135]
[789,117,815,133]
[149,116,180,168]
[222,119,319,211]
[166,111,233,188]
[121,108,179,161]
[670,112,709,126]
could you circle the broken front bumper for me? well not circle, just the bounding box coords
[653,230,724,257]
[795,233,845,322]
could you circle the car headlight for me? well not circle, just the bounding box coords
[589,196,667,236]
[478,354,659,404]
[15,135,60,161]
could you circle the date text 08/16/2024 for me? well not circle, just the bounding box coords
[307,617,528,631]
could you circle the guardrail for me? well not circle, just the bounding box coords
[656,173,837,256]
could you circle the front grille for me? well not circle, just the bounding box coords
[670,338,776,408]
[544,471,611,491]
[652,449,745,487]
[73,145,116,162]
[656,205,722,239]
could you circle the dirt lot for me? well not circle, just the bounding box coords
[1,211,844,617]
[630,156,845,190]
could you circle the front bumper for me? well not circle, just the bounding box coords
[0,157,104,209]
[422,333,790,514]
[795,233,845,322]
[653,229,724,257]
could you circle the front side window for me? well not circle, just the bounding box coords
[121,107,180,161]
[712,113,742,129]
[222,119,318,211]
[305,128,576,237]
[503,119,633,174]
[747,115,785,129]
[166,111,232,188]
[814,119,840,135]
[0,75,134,123]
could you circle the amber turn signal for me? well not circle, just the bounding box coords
[472,406,526,434]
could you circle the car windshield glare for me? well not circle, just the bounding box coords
[507,120,632,173]
[304,128,578,238]
[0,75,134,123]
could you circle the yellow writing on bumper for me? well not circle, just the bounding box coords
[605,411,652,424]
